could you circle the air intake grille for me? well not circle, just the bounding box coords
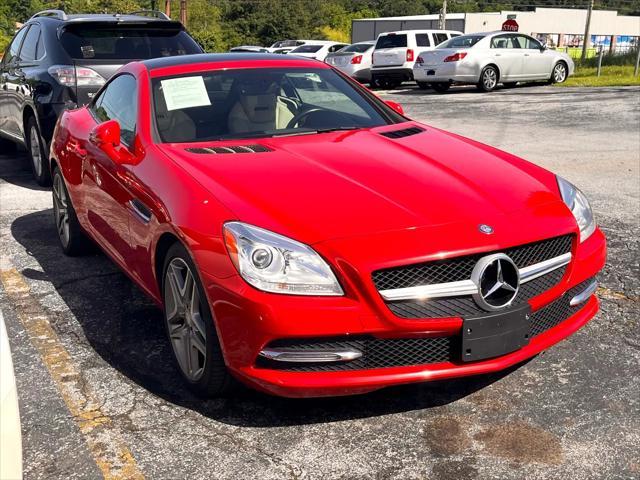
[256,277,596,372]
[379,126,425,139]
[186,144,272,154]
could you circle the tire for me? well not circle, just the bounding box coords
[548,61,568,84]
[477,65,499,92]
[431,82,451,93]
[26,116,51,187]
[370,75,382,89]
[503,82,518,88]
[162,242,234,397]
[416,81,430,90]
[52,167,91,256]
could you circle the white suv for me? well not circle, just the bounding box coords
[371,30,462,88]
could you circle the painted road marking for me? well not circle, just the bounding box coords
[0,268,144,480]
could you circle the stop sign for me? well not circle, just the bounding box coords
[502,19,519,32]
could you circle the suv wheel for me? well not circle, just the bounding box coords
[26,117,51,186]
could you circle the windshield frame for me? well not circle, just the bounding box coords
[149,66,406,144]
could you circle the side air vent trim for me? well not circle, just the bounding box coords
[186,144,273,154]
[379,126,425,139]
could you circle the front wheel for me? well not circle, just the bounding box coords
[431,82,451,93]
[162,243,234,397]
[477,66,499,92]
[548,62,568,84]
[26,116,51,186]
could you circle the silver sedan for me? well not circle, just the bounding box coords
[413,31,575,92]
[325,41,376,83]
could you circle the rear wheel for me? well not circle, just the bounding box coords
[417,81,430,90]
[548,62,568,84]
[477,66,499,92]
[52,167,91,256]
[162,242,234,397]
[431,82,451,93]
[26,116,51,186]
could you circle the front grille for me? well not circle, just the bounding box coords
[374,235,573,319]
[257,277,595,372]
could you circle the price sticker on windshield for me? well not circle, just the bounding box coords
[161,76,211,111]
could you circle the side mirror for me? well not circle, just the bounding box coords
[540,43,548,51]
[385,100,404,115]
[89,120,124,164]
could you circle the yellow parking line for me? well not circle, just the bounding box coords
[0,268,144,480]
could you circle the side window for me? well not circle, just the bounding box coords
[91,74,138,146]
[35,29,46,60]
[3,26,29,64]
[20,24,40,62]
[416,34,431,47]
[433,33,448,45]
[491,35,516,49]
[519,35,542,50]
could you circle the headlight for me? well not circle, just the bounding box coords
[223,222,343,296]
[557,176,596,242]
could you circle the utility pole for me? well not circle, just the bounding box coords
[581,0,594,62]
[164,0,171,18]
[180,0,187,26]
[439,0,447,30]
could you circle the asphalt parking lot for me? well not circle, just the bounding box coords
[1,84,638,480]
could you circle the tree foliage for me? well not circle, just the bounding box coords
[1,0,639,53]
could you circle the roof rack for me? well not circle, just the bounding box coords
[126,10,171,20]
[30,9,68,21]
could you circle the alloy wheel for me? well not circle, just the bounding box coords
[164,258,207,381]
[483,68,497,90]
[30,126,43,178]
[52,173,70,247]
[553,63,567,83]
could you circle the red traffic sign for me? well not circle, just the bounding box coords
[502,19,519,32]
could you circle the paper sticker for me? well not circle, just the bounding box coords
[161,76,211,111]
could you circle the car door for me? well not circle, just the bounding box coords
[489,34,524,81]
[11,23,42,140]
[0,25,29,139]
[82,74,138,265]
[517,35,554,79]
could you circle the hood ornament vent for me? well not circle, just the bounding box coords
[186,144,272,154]
[379,126,425,139]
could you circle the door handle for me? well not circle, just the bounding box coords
[524,53,530,56]
[495,53,502,57]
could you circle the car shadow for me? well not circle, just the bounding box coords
[0,148,50,191]
[11,209,525,428]
[381,82,549,96]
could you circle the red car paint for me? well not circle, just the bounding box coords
[50,55,606,397]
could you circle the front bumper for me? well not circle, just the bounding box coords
[201,227,606,398]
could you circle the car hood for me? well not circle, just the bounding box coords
[162,123,564,244]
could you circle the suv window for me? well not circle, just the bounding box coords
[375,34,407,49]
[60,25,201,60]
[20,24,41,62]
[3,26,29,64]
[433,33,449,45]
[91,74,138,146]
[416,34,431,47]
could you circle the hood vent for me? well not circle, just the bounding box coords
[186,144,272,154]
[379,126,425,139]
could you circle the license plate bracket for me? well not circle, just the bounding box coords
[461,304,531,362]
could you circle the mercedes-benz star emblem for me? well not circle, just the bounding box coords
[479,224,494,235]
[471,253,520,311]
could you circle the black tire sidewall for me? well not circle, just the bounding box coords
[52,167,89,256]
[26,117,51,186]
[161,242,232,396]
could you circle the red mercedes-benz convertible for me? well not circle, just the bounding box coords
[50,54,606,397]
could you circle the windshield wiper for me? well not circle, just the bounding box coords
[272,126,362,137]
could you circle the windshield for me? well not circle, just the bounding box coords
[341,43,374,53]
[60,24,201,60]
[375,34,407,49]
[291,45,322,53]
[152,68,397,143]
[437,35,485,49]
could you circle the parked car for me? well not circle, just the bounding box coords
[0,312,22,480]
[371,30,462,88]
[50,52,605,398]
[289,41,349,61]
[272,47,295,54]
[266,40,308,52]
[0,9,202,186]
[229,46,269,53]
[325,41,375,83]
[413,31,574,92]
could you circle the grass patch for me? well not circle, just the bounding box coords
[557,65,640,87]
